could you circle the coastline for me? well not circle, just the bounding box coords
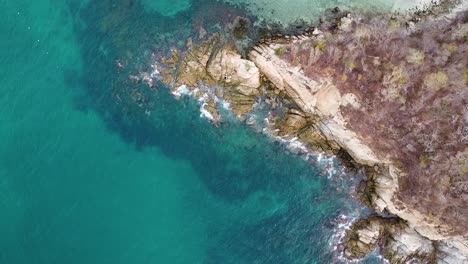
[149,0,468,262]
[249,2,468,260]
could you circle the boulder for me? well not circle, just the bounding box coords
[343,215,437,263]
[207,47,261,96]
[343,216,386,259]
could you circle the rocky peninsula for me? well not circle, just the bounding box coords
[156,1,468,262]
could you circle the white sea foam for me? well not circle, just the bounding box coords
[220,99,230,110]
[168,82,218,121]
[172,85,191,98]
[198,93,215,121]
[150,63,160,78]
[200,105,215,120]
[261,122,340,179]
[328,214,360,263]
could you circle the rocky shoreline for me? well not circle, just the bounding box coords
[248,24,467,263]
[155,1,468,262]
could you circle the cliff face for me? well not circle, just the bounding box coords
[249,41,381,167]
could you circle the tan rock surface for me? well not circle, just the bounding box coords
[207,47,261,96]
[161,36,262,120]
[249,43,381,166]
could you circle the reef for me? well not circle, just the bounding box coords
[156,0,468,262]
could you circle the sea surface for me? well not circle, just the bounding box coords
[0,0,410,263]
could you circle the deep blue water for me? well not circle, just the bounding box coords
[0,0,384,263]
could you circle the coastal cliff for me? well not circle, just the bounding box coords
[248,30,468,263]
[247,4,468,262]
[157,1,468,262]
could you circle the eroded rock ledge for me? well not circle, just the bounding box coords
[158,1,468,262]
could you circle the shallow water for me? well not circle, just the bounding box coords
[0,0,404,263]
[219,0,429,25]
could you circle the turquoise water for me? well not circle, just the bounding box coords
[0,0,377,263]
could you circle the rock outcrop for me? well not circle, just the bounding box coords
[160,35,262,120]
[343,216,437,263]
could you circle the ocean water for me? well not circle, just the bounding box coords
[0,0,391,263]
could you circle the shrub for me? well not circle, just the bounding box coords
[313,40,326,51]
[275,46,287,56]
[406,48,425,64]
[424,71,448,91]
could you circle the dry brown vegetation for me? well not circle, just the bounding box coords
[282,10,468,233]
